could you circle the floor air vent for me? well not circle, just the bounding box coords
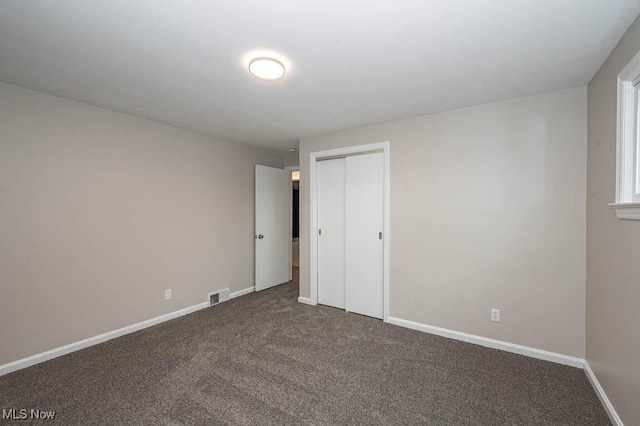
[208,289,230,306]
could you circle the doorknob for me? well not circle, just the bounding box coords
[256,234,264,239]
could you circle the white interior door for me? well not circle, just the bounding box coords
[255,165,291,291]
[317,158,346,309]
[345,152,384,318]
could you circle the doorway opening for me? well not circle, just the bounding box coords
[292,170,299,269]
[286,166,300,283]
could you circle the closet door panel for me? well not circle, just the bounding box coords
[345,152,384,318]
[317,158,346,309]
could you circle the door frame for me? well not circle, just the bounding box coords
[309,141,390,321]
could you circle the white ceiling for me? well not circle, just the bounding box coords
[1,1,639,152]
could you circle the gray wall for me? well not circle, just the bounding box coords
[283,152,300,168]
[300,88,587,358]
[0,83,282,365]
[586,15,640,424]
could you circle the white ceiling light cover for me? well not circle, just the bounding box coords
[249,57,285,81]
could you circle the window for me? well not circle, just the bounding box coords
[611,49,640,219]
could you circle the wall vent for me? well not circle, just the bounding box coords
[208,289,230,307]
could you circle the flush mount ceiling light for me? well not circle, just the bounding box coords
[248,57,286,81]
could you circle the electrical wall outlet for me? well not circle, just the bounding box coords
[165,289,172,300]
[491,308,500,322]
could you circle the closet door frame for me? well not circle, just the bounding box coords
[308,141,390,322]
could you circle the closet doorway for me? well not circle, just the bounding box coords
[310,142,390,320]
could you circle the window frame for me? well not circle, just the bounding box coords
[635,79,640,199]
[610,49,640,219]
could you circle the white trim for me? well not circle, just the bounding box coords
[608,202,640,220]
[386,316,584,368]
[309,151,319,305]
[297,296,313,305]
[309,141,391,321]
[0,302,208,376]
[230,286,255,299]
[584,361,624,426]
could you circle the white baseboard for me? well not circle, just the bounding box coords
[584,361,624,426]
[297,296,313,305]
[0,302,209,377]
[386,316,584,368]
[230,286,255,299]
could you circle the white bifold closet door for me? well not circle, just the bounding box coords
[317,152,384,319]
